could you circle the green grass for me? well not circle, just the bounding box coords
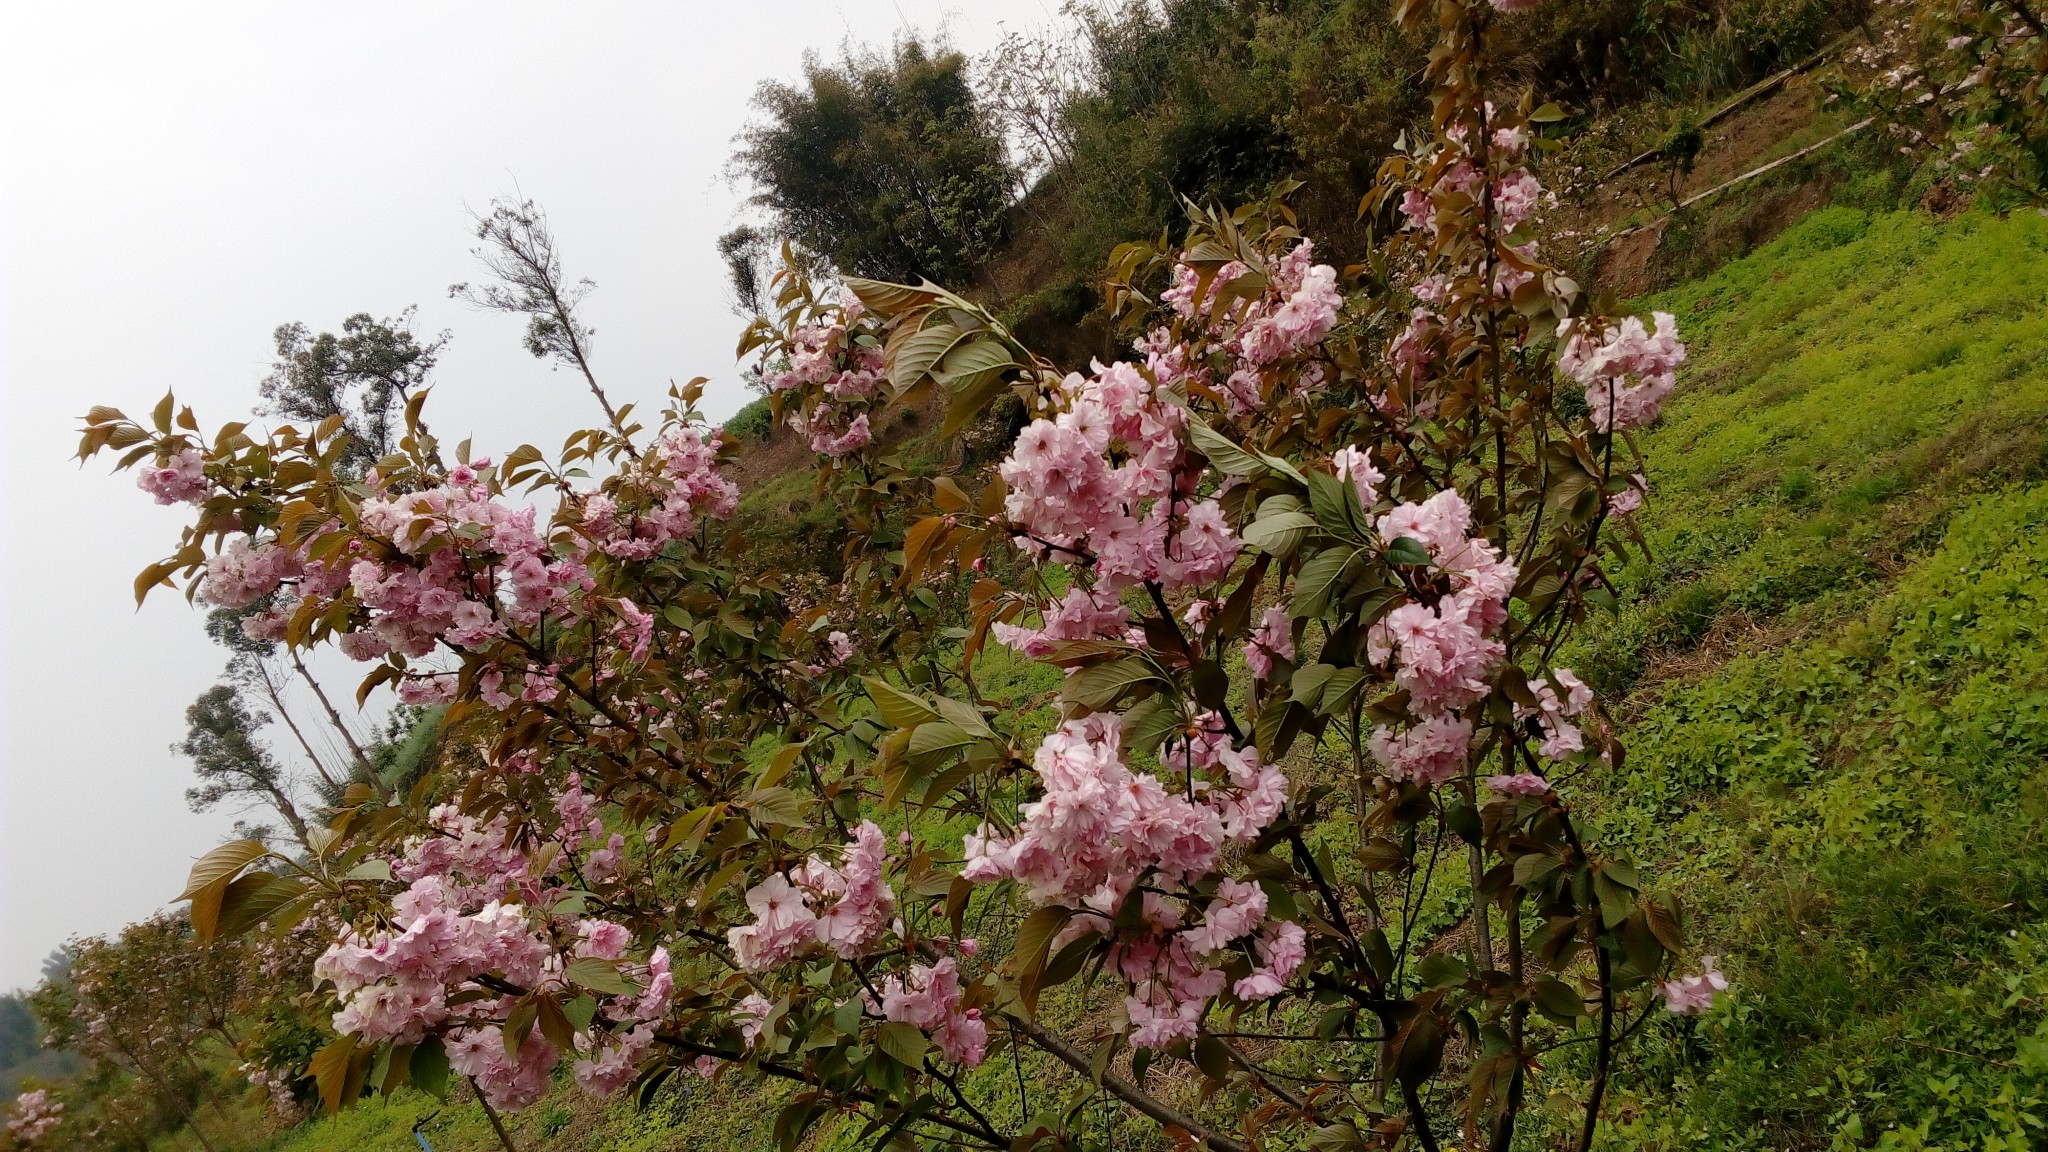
[1558,205,2048,1150]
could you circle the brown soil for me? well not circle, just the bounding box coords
[1553,82,1840,294]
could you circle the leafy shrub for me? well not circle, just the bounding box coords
[723,395,774,443]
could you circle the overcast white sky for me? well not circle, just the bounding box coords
[0,0,1065,991]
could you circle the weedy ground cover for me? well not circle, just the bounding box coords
[1573,205,2048,1150]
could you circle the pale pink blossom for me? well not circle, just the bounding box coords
[1558,313,1687,431]
[876,958,987,1066]
[138,447,208,505]
[1486,772,1551,796]
[1660,957,1728,1015]
[8,1090,62,1143]
[1332,445,1384,507]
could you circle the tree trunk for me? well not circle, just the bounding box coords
[470,1078,519,1152]
[291,651,371,771]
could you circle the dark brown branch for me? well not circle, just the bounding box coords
[1006,1013,1248,1152]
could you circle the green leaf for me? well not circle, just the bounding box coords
[845,277,942,318]
[1362,929,1395,984]
[1193,1034,1234,1082]
[1315,667,1369,718]
[1530,978,1586,1023]
[1384,536,1434,566]
[1600,860,1642,891]
[1309,1121,1367,1152]
[1243,510,1318,559]
[310,1033,358,1113]
[1291,663,1338,708]
[565,956,639,996]
[1189,421,1266,478]
[1121,696,1179,760]
[1291,547,1358,618]
[863,677,940,730]
[935,335,1018,389]
[1063,658,1162,711]
[875,1021,929,1067]
[757,741,807,791]
[410,1037,450,1100]
[931,696,995,739]
[1304,469,1360,537]
[1443,798,1482,846]
[177,838,271,901]
[1041,930,1100,990]
[744,785,807,828]
[906,721,978,775]
[343,859,393,882]
[1417,952,1470,989]
[216,873,308,937]
[887,321,968,394]
[1593,869,1636,930]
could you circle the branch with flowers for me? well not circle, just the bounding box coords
[74,1,1731,1149]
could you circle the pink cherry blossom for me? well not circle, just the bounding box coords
[1660,957,1728,1015]
[1244,605,1295,681]
[1332,445,1384,507]
[1369,714,1475,784]
[876,957,987,1066]
[138,447,208,505]
[1558,312,1687,432]
[1486,772,1551,796]
[8,1090,62,1143]
[728,821,897,970]
[447,1024,560,1111]
[734,992,773,1050]
[992,586,1129,658]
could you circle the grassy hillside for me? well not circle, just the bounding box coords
[1572,205,2048,1150]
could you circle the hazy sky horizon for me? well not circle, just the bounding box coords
[0,0,1063,991]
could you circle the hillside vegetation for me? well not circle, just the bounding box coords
[174,201,2048,1152]
[19,1,2048,1148]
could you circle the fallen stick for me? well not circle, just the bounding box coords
[1600,29,1864,182]
[1603,116,1875,243]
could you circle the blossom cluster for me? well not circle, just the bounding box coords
[727,820,898,971]
[194,427,734,704]
[7,1090,61,1144]
[1660,956,1728,1015]
[1159,240,1343,415]
[137,447,208,506]
[243,1063,304,1122]
[874,957,987,1066]
[1518,667,1593,761]
[999,360,1236,593]
[1363,488,1518,784]
[962,712,1299,1047]
[1557,312,1687,432]
[764,288,881,459]
[579,424,741,560]
[1386,118,1554,417]
[314,790,672,1109]
[991,585,1131,657]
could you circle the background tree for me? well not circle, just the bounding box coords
[31,919,253,1152]
[261,310,445,475]
[735,36,1014,287]
[177,685,306,847]
[716,224,775,317]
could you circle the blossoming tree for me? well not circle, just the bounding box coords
[78,1,1721,1149]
